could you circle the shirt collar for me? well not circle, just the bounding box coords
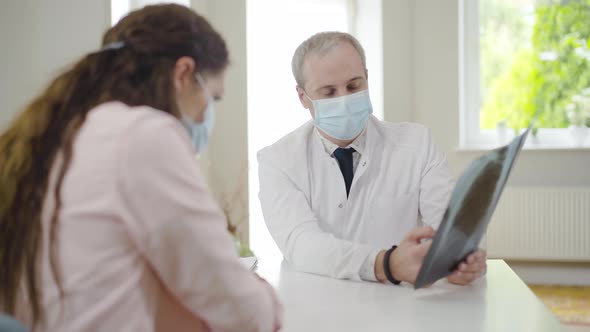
[314,127,367,157]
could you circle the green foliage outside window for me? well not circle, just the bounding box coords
[480,0,590,132]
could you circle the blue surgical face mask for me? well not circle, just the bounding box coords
[181,73,215,153]
[306,89,373,140]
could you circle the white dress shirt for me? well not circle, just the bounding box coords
[258,116,453,281]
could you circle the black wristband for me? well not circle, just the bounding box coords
[383,245,401,285]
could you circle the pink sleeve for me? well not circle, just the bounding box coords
[118,111,281,332]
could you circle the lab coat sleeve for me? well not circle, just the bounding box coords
[418,129,454,229]
[121,115,281,332]
[258,151,376,281]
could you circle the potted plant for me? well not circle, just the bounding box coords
[227,219,254,257]
[213,165,255,257]
[198,155,254,257]
[567,89,590,146]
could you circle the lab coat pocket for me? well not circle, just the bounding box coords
[371,192,419,243]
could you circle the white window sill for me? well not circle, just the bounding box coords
[459,128,590,152]
[456,143,590,152]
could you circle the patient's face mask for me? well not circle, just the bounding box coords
[181,73,215,153]
[306,89,373,140]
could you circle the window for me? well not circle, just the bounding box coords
[247,0,383,263]
[247,0,350,264]
[461,0,590,148]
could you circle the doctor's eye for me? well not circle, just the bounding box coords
[323,89,336,97]
[347,83,361,91]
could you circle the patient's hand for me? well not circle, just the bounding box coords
[447,250,487,285]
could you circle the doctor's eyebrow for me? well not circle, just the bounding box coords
[316,76,364,91]
[315,76,365,93]
[346,76,364,83]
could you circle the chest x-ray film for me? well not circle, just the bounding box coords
[414,126,530,289]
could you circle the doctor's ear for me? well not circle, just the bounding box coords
[296,85,310,110]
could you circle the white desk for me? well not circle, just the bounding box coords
[256,259,564,332]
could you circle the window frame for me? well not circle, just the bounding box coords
[459,0,590,150]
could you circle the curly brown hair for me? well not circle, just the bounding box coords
[0,4,228,328]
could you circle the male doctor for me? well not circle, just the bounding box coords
[258,32,486,286]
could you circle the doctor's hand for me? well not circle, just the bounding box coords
[379,226,435,285]
[447,249,487,286]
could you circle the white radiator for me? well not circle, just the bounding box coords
[486,187,590,262]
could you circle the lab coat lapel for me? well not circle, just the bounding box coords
[351,116,385,190]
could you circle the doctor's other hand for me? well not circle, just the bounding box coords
[375,226,435,285]
[447,249,487,286]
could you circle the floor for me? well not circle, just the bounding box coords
[511,262,590,331]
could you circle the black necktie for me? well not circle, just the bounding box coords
[333,147,355,197]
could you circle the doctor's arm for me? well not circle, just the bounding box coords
[258,150,443,284]
[258,153,377,281]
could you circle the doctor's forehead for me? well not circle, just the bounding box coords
[302,42,366,91]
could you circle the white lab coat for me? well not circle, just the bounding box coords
[258,116,453,280]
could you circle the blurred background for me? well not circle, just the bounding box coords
[1,0,589,329]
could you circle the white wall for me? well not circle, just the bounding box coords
[1,1,35,128]
[196,0,251,244]
[382,0,415,123]
[0,0,110,129]
[507,261,590,286]
[0,0,109,129]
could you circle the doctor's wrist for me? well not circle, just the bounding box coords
[374,249,402,284]
[374,250,387,282]
[384,246,402,285]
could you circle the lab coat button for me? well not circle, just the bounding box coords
[338,203,343,208]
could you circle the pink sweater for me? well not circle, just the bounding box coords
[18,102,281,331]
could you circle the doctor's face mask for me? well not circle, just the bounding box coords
[305,90,373,140]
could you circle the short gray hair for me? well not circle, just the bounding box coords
[291,31,367,89]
